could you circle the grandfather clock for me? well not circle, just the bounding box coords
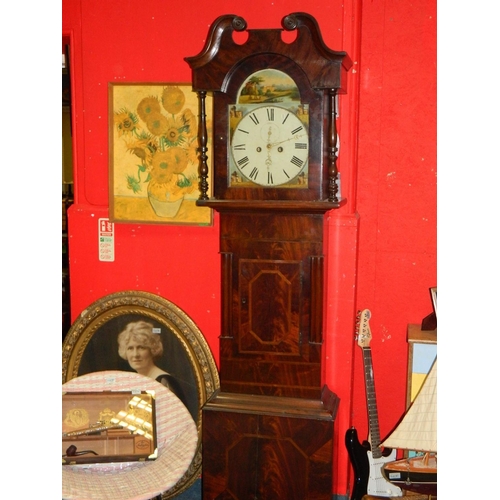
[185,13,352,499]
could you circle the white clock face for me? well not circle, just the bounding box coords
[230,105,309,187]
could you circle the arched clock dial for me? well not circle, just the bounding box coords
[230,105,309,187]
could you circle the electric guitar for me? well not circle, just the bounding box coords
[345,309,403,499]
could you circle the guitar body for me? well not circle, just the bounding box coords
[366,448,400,496]
[346,427,401,499]
[345,427,370,500]
[346,310,403,499]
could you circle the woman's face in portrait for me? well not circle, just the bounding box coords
[125,338,154,372]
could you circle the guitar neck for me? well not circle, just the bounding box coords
[362,346,382,458]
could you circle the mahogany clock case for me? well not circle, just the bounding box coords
[202,387,339,500]
[184,13,352,500]
[217,211,327,399]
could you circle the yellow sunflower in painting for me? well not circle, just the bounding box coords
[186,140,199,165]
[150,152,174,184]
[162,115,189,146]
[148,149,191,202]
[181,108,197,139]
[124,138,155,165]
[137,96,161,122]
[163,116,180,143]
[146,112,169,136]
[114,85,205,217]
[150,147,188,182]
[162,86,186,115]
[114,110,138,136]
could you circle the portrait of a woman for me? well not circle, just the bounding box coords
[75,310,200,424]
[117,320,189,411]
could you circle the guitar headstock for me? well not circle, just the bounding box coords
[356,309,372,348]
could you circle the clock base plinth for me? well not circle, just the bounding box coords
[201,388,339,500]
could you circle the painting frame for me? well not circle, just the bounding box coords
[430,286,437,317]
[62,291,219,498]
[109,82,212,226]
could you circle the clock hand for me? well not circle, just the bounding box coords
[265,126,274,168]
[266,145,273,168]
[269,133,307,147]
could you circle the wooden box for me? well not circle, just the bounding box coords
[62,390,157,465]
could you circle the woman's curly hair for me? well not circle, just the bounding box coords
[117,321,164,359]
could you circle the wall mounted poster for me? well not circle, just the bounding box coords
[109,83,212,225]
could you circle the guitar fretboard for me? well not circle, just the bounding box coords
[362,347,382,459]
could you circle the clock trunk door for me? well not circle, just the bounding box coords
[239,258,301,354]
[219,211,324,399]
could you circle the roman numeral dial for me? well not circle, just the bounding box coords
[230,105,309,187]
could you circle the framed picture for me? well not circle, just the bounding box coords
[109,83,213,225]
[430,287,437,317]
[62,291,219,498]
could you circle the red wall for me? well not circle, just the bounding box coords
[353,0,437,452]
[62,0,436,496]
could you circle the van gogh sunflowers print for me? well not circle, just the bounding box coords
[109,84,212,225]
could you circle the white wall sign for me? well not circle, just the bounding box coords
[98,218,115,262]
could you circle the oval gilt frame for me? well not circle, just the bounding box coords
[62,290,219,498]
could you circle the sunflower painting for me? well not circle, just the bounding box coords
[109,83,212,225]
